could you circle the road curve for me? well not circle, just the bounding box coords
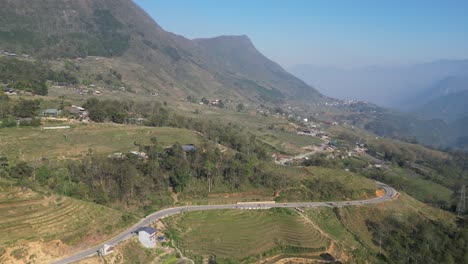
[50,182,397,264]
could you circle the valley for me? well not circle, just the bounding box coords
[0,0,467,263]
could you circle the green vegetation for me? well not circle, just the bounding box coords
[0,57,80,95]
[0,185,124,246]
[0,57,49,95]
[165,209,329,263]
[0,125,200,161]
[261,165,377,202]
[0,6,129,58]
[0,95,42,127]
[304,193,463,263]
[238,79,284,103]
[329,126,468,211]
[367,216,467,263]
[116,239,163,264]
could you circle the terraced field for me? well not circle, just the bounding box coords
[168,209,330,260]
[0,187,124,246]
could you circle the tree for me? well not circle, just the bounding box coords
[0,93,10,118]
[10,162,33,180]
[236,103,245,112]
[201,97,209,105]
[13,99,40,118]
[0,156,8,168]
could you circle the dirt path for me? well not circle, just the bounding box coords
[275,139,330,165]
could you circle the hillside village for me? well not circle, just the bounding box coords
[0,1,466,264]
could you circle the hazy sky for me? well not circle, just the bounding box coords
[134,0,468,68]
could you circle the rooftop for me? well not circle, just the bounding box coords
[134,226,157,235]
[182,144,196,152]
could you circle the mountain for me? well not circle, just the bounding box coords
[407,72,468,114]
[289,60,468,107]
[447,116,468,150]
[193,36,321,100]
[413,90,468,122]
[0,0,322,103]
[411,74,468,106]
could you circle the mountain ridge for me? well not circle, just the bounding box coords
[0,0,322,104]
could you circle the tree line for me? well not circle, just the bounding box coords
[0,94,41,127]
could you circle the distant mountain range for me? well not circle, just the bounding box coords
[0,0,322,104]
[410,73,468,120]
[362,71,468,150]
[289,60,468,107]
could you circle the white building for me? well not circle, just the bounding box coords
[98,244,114,256]
[134,227,157,248]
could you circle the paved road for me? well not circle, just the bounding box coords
[50,181,397,264]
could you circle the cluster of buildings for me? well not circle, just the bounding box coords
[109,144,197,160]
[0,50,31,60]
[322,99,365,107]
[199,98,224,107]
[41,105,89,120]
[54,85,102,96]
[354,142,368,155]
[2,86,19,96]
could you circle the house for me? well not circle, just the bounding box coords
[42,109,61,117]
[98,244,114,256]
[129,151,148,159]
[71,105,85,112]
[133,226,157,248]
[181,144,196,152]
[164,144,197,154]
[128,117,146,125]
[3,86,18,95]
[108,152,127,159]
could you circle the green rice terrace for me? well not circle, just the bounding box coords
[165,209,331,263]
[0,184,125,247]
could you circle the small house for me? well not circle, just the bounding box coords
[42,109,61,117]
[98,244,114,256]
[181,144,196,152]
[129,151,148,159]
[133,227,157,248]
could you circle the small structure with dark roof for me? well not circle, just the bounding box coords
[181,144,196,152]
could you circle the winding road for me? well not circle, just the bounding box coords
[50,181,397,264]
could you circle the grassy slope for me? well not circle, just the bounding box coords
[178,165,379,205]
[0,124,200,162]
[174,103,324,155]
[305,194,456,262]
[276,166,379,202]
[329,125,456,204]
